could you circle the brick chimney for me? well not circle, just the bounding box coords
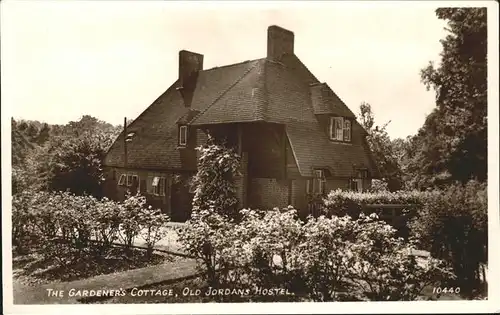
[178,50,203,107]
[178,50,203,89]
[267,25,294,61]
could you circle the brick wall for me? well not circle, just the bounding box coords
[248,178,290,209]
[235,153,248,208]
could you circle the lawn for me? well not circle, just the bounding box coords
[12,246,180,287]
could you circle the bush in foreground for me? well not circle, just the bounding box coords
[179,207,453,301]
[12,191,169,267]
[409,180,487,297]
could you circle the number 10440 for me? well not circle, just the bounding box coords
[432,287,460,294]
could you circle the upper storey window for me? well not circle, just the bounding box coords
[329,117,351,142]
[179,125,188,146]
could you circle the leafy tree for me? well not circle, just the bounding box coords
[410,8,487,188]
[25,123,39,142]
[17,121,28,132]
[34,123,51,145]
[358,102,403,191]
[18,116,121,196]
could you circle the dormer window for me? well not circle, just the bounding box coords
[329,117,351,142]
[179,125,188,146]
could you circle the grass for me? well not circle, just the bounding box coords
[12,246,180,287]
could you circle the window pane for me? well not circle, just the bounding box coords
[343,120,351,141]
[329,118,335,139]
[126,174,133,186]
[118,174,126,186]
[159,177,166,196]
[147,176,152,193]
[335,118,343,140]
[179,126,187,145]
[314,170,321,178]
[152,176,159,187]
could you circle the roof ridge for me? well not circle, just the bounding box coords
[202,58,264,72]
[189,60,260,124]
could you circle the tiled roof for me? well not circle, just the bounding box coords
[104,60,260,169]
[310,83,356,117]
[190,59,266,125]
[286,122,380,178]
[105,53,379,178]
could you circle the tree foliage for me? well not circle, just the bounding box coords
[407,8,487,189]
[11,115,121,197]
[191,139,241,217]
[358,102,403,191]
[409,180,487,297]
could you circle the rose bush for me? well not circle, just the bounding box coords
[138,205,170,258]
[180,206,453,301]
[178,204,237,287]
[11,191,169,265]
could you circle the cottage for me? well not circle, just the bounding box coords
[103,25,380,221]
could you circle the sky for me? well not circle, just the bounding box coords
[1,1,450,139]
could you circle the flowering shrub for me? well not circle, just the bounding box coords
[119,193,146,253]
[11,191,168,265]
[347,213,453,300]
[191,141,241,218]
[93,197,122,254]
[368,179,389,192]
[178,141,243,289]
[181,206,453,301]
[294,215,357,301]
[409,180,487,297]
[237,208,304,291]
[178,205,237,286]
[138,205,170,258]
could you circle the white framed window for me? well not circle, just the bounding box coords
[179,125,188,146]
[118,174,126,186]
[151,176,166,196]
[329,117,344,141]
[313,169,326,195]
[357,169,368,179]
[152,176,160,195]
[343,119,351,142]
[126,174,134,187]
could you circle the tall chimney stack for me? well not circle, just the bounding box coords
[267,25,294,61]
[178,50,203,107]
[178,50,204,89]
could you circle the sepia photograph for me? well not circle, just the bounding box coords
[1,1,499,314]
